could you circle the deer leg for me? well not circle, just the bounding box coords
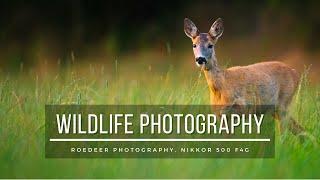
[288,117,305,135]
[277,109,289,133]
[277,108,309,143]
[272,111,282,134]
[287,117,320,145]
[278,109,304,134]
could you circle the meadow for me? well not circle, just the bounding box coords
[0,54,319,178]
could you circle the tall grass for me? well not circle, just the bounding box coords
[0,60,319,178]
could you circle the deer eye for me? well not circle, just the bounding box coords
[193,44,197,48]
[208,44,213,48]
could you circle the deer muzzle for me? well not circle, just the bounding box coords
[196,57,207,65]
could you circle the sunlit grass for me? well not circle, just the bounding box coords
[0,59,319,178]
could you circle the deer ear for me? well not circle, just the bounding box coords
[184,18,199,39]
[209,18,224,39]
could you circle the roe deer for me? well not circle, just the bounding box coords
[184,18,304,136]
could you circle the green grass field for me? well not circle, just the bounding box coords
[0,59,319,178]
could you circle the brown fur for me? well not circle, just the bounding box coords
[202,60,303,135]
[184,18,304,135]
[204,61,299,107]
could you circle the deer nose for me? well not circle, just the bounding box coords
[196,57,207,65]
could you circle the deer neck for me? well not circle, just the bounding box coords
[202,56,224,94]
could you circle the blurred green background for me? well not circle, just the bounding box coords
[1,0,320,81]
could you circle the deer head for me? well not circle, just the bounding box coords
[184,18,224,70]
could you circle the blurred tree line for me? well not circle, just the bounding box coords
[0,0,319,69]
